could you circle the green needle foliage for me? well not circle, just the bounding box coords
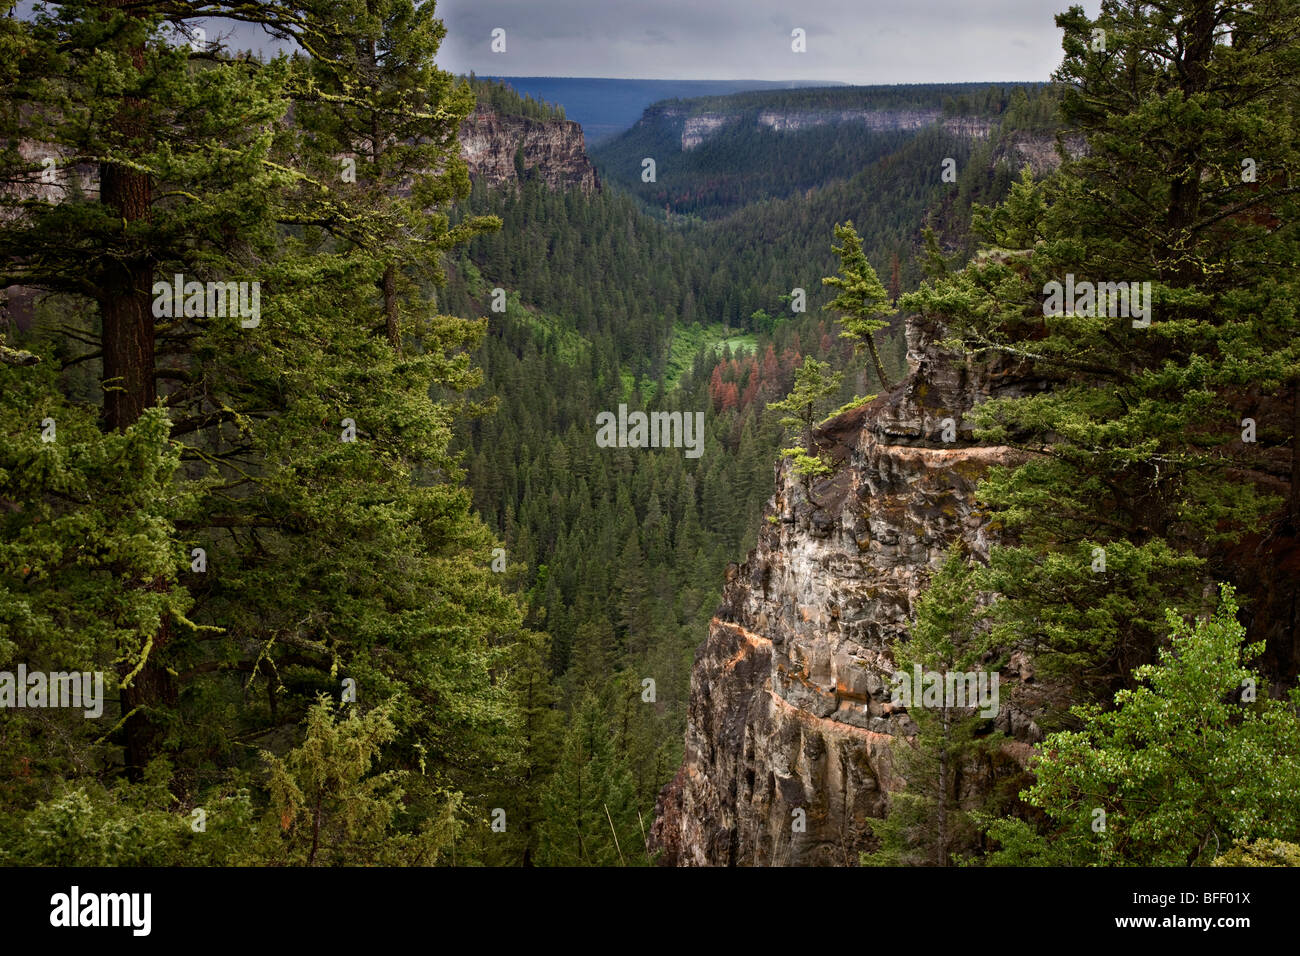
[824,221,896,390]
[767,355,842,499]
[0,0,522,863]
[1212,839,1300,867]
[767,356,843,444]
[863,548,1008,867]
[902,0,1300,696]
[535,690,646,866]
[263,698,463,866]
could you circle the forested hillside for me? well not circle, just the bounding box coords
[429,79,1065,864]
[478,77,844,144]
[466,74,567,121]
[643,83,1044,117]
[593,83,1051,217]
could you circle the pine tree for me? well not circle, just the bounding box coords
[263,697,460,865]
[863,548,1006,866]
[535,692,645,866]
[293,0,501,350]
[615,531,650,648]
[766,356,843,503]
[900,0,1300,694]
[0,0,522,855]
[477,629,561,866]
[0,0,306,778]
[822,221,895,390]
[767,356,843,446]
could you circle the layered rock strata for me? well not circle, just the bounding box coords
[458,108,599,193]
[651,316,1052,866]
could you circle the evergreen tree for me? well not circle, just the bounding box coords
[502,631,564,866]
[535,692,645,866]
[901,0,1300,694]
[0,0,300,777]
[294,0,500,350]
[767,357,843,446]
[863,548,1006,866]
[0,0,521,857]
[823,221,895,389]
[767,356,843,501]
[263,698,460,866]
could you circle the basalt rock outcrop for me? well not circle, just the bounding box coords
[459,108,599,193]
[669,107,996,150]
[650,315,1055,866]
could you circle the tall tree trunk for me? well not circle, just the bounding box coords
[383,263,400,348]
[936,708,950,867]
[99,167,155,430]
[867,338,892,392]
[100,3,174,782]
[1291,379,1300,529]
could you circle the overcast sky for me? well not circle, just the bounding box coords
[434,0,1103,83]
[17,0,1100,83]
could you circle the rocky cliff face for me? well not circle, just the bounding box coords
[660,104,1082,177]
[668,108,997,150]
[9,106,596,209]
[459,108,599,193]
[650,315,1054,866]
[997,131,1088,175]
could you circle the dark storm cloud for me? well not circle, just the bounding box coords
[436,0,1102,82]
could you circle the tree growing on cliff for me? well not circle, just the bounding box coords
[767,356,842,501]
[824,221,896,390]
[862,548,1008,866]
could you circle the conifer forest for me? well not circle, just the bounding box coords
[2,0,1299,917]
